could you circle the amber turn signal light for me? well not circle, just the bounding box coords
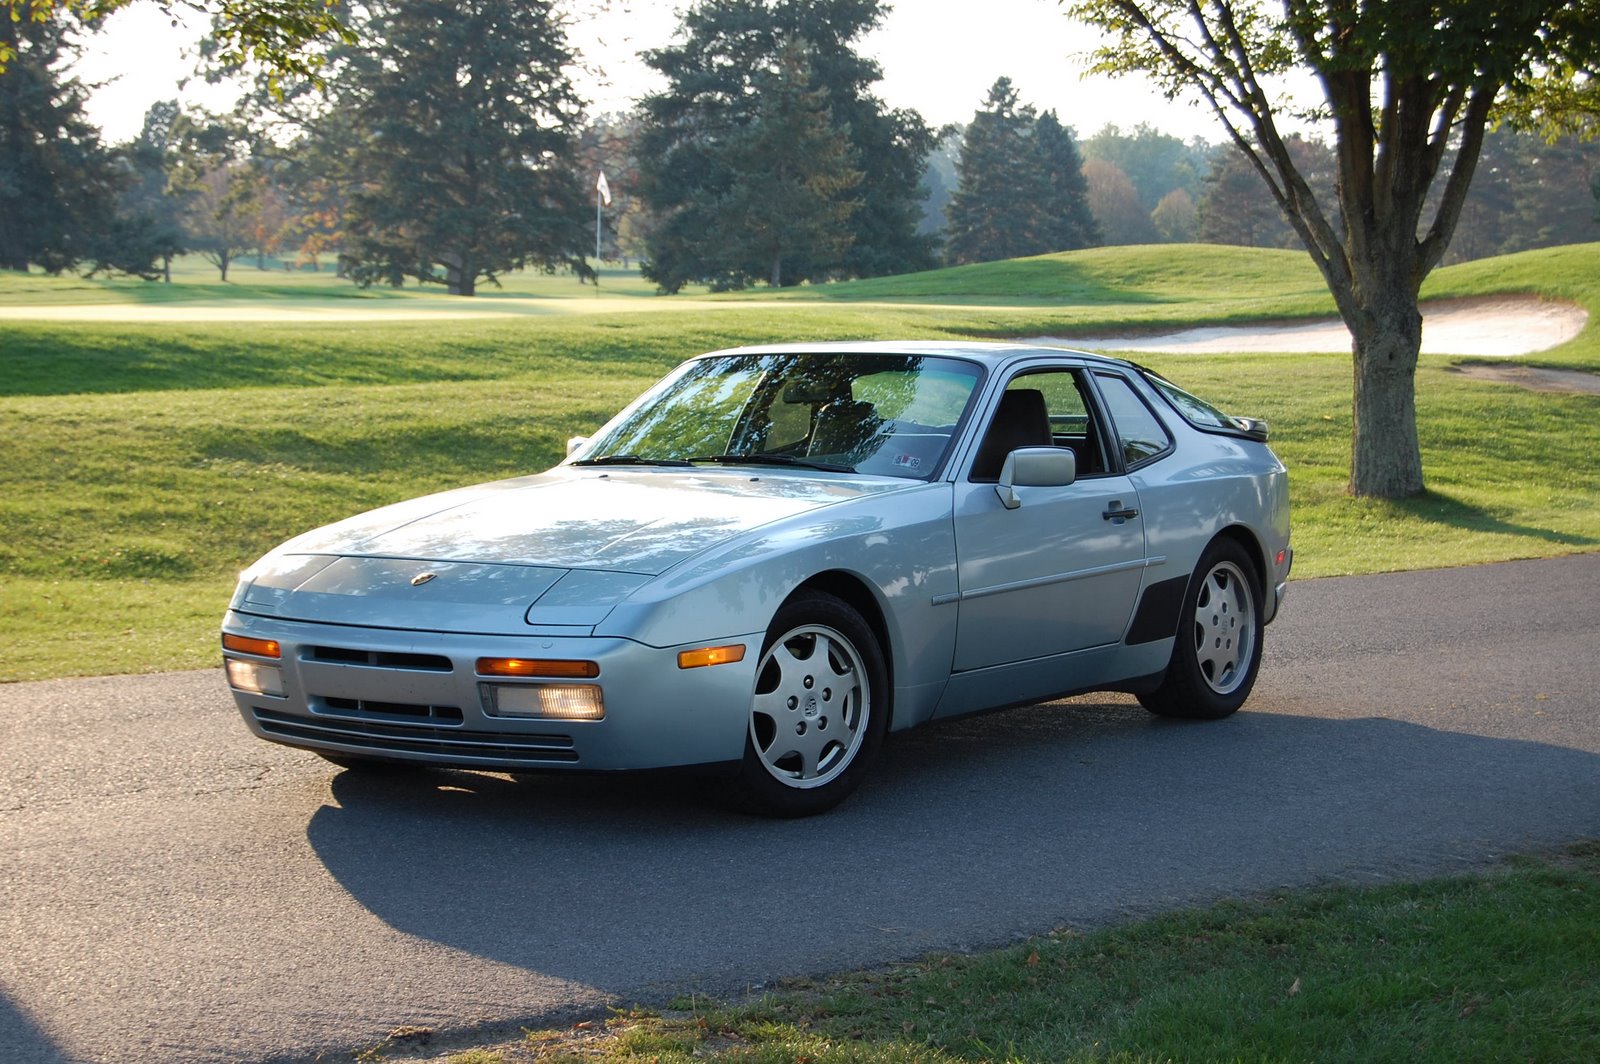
[222,633,281,659]
[677,644,747,670]
[476,657,600,678]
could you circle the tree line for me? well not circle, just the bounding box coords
[4,0,1599,294]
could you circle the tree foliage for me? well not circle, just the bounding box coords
[169,112,259,280]
[1,0,351,81]
[1447,128,1600,263]
[1082,122,1208,210]
[101,100,188,280]
[1083,156,1157,245]
[307,0,588,295]
[945,77,1098,265]
[705,43,863,287]
[0,15,120,271]
[1150,186,1197,241]
[1198,135,1335,249]
[637,0,935,292]
[1071,0,1600,498]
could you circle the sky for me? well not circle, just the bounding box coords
[72,0,1225,146]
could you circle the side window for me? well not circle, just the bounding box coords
[968,368,1111,481]
[1094,372,1173,468]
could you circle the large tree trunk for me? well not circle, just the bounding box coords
[1347,289,1425,498]
[443,255,476,296]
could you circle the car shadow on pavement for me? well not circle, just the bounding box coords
[302,699,1600,1006]
[0,990,69,1064]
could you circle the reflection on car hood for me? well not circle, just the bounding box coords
[275,467,913,576]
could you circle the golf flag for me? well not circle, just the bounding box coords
[596,171,612,206]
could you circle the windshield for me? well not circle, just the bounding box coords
[575,351,984,479]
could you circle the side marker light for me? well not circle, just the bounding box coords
[677,644,747,670]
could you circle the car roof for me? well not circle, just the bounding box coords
[698,340,1141,372]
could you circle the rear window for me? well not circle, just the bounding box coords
[1144,373,1255,435]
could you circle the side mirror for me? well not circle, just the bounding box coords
[566,435,590,457]
[996,446,1076,509]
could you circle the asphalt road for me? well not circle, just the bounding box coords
[4,554,1599,1063]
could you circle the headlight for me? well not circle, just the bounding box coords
[483,683,604,721]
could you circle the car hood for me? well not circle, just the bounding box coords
[235,469,913,633]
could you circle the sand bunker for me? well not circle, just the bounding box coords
[1034,295,1587,357]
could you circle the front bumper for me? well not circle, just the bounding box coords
[221,611,761,772]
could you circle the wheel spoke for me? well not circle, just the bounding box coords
[747,620,873,789]
[1190,561,1254,695]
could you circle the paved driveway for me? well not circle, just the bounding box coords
[3,555,1598,1063]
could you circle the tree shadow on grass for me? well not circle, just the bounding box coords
[1388,489,1599,547]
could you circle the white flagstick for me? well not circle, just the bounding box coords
[594,171,612,290]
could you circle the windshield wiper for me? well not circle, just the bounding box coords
[571,454,693,467]
[693,453,855,473]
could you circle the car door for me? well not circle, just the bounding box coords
[950,367,1147,672]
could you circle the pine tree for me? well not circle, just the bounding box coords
[0,17,120,272]
[945,79,1097,264]
[711,44,864,287]
[318,0,588,295]
[638,0,934,292]
[1035,110,1100,251]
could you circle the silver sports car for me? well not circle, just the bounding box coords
[222,341,1291,815]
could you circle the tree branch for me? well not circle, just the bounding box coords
[1415,87,1496,283]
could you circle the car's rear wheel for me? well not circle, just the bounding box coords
[1138,538,1263,720]
[731,590,888,817]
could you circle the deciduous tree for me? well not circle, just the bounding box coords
[1071,0,1600,497]
[1083,122,1208,210]
[1,0,350,81]
[1150,186,1197,242]
[1083,157,1157,245]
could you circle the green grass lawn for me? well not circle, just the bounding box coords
[380,843,1600,1064]
[2,244,1598,681]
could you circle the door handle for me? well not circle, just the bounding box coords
[1102,502,1140,522]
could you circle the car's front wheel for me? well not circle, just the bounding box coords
[1138,538,1263,720]
[731,590,888,817]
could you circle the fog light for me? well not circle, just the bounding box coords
[226,659,284,697]
[484,683,604,721]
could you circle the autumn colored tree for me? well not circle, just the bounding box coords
[1150,187,1197,242]
[1083,157,1157,245]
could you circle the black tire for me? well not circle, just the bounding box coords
[729,590,889,817]
[1138,537,1264,720]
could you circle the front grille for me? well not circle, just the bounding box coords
[306,645,453,672]
[253,707,579,764]
[318,696,464,725]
